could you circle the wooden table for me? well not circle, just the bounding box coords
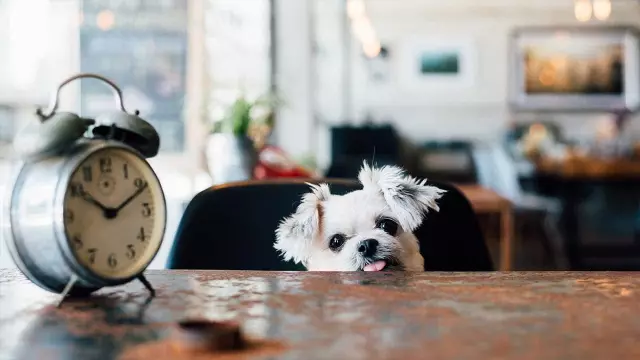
[530,156,640,270]
[534,155,640,179]
[2,270,638,359]
[457,185,514,271]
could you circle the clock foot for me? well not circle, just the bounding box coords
[57,274,78,308]
[138,274,156,297]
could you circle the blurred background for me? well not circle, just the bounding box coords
[0,0,639,270]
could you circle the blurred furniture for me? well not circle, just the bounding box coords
[457,185,514,270]
[325,124,404,178]
[473,143,569,270]
[413,140,478,184]
[254,145,317,179]
[166,178,494,271]
[534,154,640,178]
[3,270,640,359]
[503,120,640,269]
[533,154,640,270]
[504,121,565,147]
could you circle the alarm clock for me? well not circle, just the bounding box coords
[2,73,166,305]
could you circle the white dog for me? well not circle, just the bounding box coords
[274,162,445,272]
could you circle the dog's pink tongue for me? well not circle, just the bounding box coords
[363,260,386,272]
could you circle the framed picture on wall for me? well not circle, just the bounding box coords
[508,26,640,112]
[397,37,477,90]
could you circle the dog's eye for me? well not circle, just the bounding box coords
[328,234,346,251]
[376,218,398,235]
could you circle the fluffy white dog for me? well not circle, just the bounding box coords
[274,162,445,272]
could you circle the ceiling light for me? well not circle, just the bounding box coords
[346,0,366,20]
[593,0,611,20]
[574,0,592,22]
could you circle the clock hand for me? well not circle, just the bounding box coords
[114,182,148,213]
[77,188,110,213]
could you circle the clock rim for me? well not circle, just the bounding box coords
[53,140,167,285]
[2,161,63,293]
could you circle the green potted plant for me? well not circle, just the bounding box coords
[205,92,279,184]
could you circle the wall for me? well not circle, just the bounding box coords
[304,0,640,171]
[272,0,316,160]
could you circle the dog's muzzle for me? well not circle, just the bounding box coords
[357,239,403,271]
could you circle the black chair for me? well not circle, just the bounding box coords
[325,124,405,179]
[166,179,494,271]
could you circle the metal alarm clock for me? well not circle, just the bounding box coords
[2,73,167,305]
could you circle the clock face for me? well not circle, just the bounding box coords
[62,147,165,280]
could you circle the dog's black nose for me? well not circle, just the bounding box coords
[358,239,378,257]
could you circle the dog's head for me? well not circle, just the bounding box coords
[274,162,446,271]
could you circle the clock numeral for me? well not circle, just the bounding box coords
[65,209,74,223]
[88,248,97,264]
[108,253,118,268]
[141,203,152,217]
[100,157,112,173]
[82,166,93,182]
[72,235,83,250]
[126,244,136,259]
[70,182,84,197]
[137,227,148,242]
[123,163,129,179]
[134,178,145,189]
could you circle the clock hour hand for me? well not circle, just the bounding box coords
[77,188,110,213]
[113,182,148,214]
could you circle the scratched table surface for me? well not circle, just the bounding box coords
[1,270,639,360]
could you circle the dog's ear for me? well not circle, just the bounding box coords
[358,162,446,232]
[274,183,331,265]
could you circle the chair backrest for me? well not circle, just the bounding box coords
[166,178,493,271]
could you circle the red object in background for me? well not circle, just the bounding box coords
[254,145,314,179]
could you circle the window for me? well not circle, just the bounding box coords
[79,0,189,153]
[204,0,272,129]
[0,0,273,269]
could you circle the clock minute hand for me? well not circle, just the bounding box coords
[114,182,148,213]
